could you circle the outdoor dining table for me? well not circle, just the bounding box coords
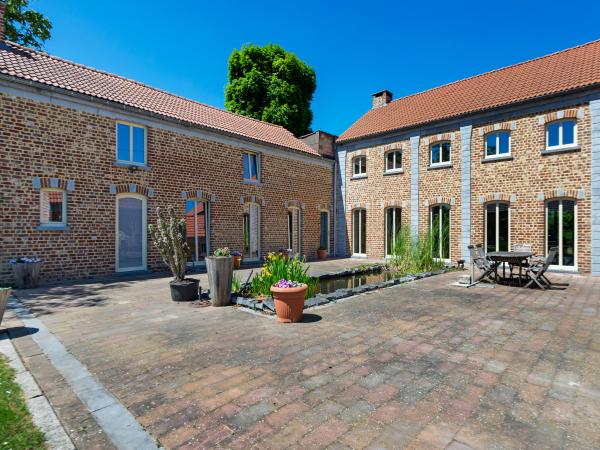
[487,251,533,286]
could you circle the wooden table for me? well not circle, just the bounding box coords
[487,251,533,286]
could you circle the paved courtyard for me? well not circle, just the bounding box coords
[5,267,600,449]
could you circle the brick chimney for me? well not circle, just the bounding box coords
[0,1,5,41]
[372,90,393,109]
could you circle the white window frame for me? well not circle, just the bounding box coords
[429,204,451,262]
[484,131,511,159]
[243,202,261,261]
[352,208,367,256]
[115,193,147,272]
[186,198,210,266]
[484,202,511,253]
[319,210,330,254]
[384,150,403,173]
[39,188,67,227]
[352,155,367,178]
[545,119,577,150]
[384,207,402,257]
[243,152,260,183]
[430,141,451,166]
[115,121,147,166]
[287,207,301,255]
[545,199,578,271]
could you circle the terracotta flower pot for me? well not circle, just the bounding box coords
[317,249,327,260]
[270,284,307,323]
[233,255,242,270]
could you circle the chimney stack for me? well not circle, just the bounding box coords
[0,1,5,41]
[372,90,393,109]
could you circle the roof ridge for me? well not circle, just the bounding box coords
[2,40,291,132]
[386,38,600,107]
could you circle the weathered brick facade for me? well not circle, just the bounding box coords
[339,103,593,272]
[0,91,334,283]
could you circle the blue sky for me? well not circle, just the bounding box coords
[36,0,600,136]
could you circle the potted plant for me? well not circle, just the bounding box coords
[9,257,43,289]
[317,245,327,260]
[232,251,243,270]
[149,206,199,302]
[271,279,307,323]
[0,287,10,327]
[206,247,233,307]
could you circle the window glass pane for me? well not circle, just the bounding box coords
[360,209,366,254]
[243,153,250,179]
[320,212,328,249]
[360,157,366,174]
[118,197,143,269]
[562,200,575,266]
[431,144,440,164]
[117,123,131,161]
[386,209,394,255]
[41,190,64,223]
[441,205,450,259]
[546,201,560,264]
[197,201,207,260]
[132,127,145,163]
[442,143,451,162]
[486,204,496,252]
[562,121,575,145]
[288,211,293,249]
[498,203,509,251]
[185,200,197,262]
[547,123,560,147]
[386,152,394,171]
[250,154,258,180]
[499,132,510,154]
[431,207,441,258]
[353,210,360,254]
[486,134,497,156]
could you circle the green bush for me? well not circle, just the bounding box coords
[250,252,317,298]
[389,226,445,273]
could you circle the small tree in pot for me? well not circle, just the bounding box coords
[206,247,233,307]
[149,206,199,301]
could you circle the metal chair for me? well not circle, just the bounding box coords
[468,244,496,283]
[524,247,558,289]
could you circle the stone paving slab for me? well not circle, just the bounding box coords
[11,270,600,449]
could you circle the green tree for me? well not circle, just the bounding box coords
[225,44,316,137]
[4,0,52,49]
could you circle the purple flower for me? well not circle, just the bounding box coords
[231,251,242,257]
[273,279,302,289]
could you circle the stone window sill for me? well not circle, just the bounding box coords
[383,169,404,176]
[37,224,69,231]
[243,179,262,186]
[481,155,514,163]
[427,162,453,171]
[351,174,367,180]
[541,145,581,155]
[114,161,150,171]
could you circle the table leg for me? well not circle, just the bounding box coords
[519,264,523,287]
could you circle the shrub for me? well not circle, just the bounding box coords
[148,207,189,282]
[389,226,445,274]
[213,247,231,257]
[250,252,317,298]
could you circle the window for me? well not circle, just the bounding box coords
[485,131,511,158]
[430,204,450,260]
[286,208,301,254]
[430,141,451,165]
[352,156,367,177]
[352,209,367,255]
[116,122,146,165]
[243,152,260,182]
[320,211,329,253]
[385,150,402,173]
[546,199,576,268]
[485,202,510,252]
[385,208,402,256]
[243,203,260,260]
[116,195,147,271]
[40,189,66,227]
[546,120,577,149]
[288,211,294,250]
[185,199,209,264]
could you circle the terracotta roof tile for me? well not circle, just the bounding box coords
[0,41,318,155]
[338,40,600,143]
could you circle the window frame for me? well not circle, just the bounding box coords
[484,131,511,159]
[384,207,402,257]
[242,202,261,261]
[115,193,147,272]
[243,151,260,183]
[545,119,577,150]
[115,121,147,166]
[39,188,67,228]
[185,198,210,266]
[429,204,451,261]
[319,210,330,255]
[484,202,511,253]
[352,155,367,178]
[384,150,403,174]
[352,208,367,256]
[286,208,301,254]
[429,141,452,166]
[545,198,578,270]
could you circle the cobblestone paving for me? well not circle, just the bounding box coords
[15,271,600,449]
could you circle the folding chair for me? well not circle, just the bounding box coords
[524,247,558,289]
[468,244,497,283]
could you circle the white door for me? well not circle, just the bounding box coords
[116,195,147,271]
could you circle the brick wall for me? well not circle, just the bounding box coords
[340,103,592,272]
[0,92,334,283]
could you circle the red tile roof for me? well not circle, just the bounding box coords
[338,40,600,143]
[0,41,318,155]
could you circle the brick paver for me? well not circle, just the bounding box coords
[12,271,600,449]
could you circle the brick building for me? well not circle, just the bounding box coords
[0,6,335,284]
[335,41,600,275]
